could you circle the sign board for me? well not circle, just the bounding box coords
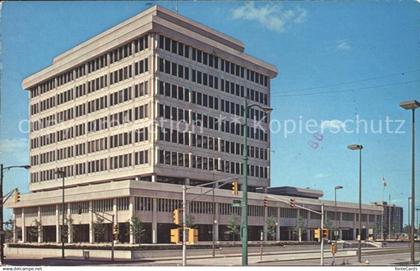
[232,199,241,207]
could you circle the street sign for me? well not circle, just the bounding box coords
[232,199,241,207]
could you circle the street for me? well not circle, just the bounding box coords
[3,242,419,266]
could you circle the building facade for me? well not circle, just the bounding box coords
[7,5,383,245]
[382,202,404,238]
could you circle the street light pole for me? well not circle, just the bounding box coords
[400,100,419,265]
[334,185,343,241]
[241,98,272,266]
[55,170,66,259]
[241,98,249,266]
[347,144,363,263]
[0,164,30,265]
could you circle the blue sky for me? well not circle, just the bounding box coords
[1,1,419,224]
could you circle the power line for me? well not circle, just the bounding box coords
[272,68,420,97]
[272,79,420,98]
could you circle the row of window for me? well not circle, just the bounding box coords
[31,103,149,149]
[157,127,268,161]
[30,150,149,183]
[30,34,149,98]
[32,81,149,132]
[158,149,268,178]
[31,58,148,118]
[158,34,268,87]
[158,103,268,142]
[17,200,382,223]
[158,79,264,121]
[31,127,149,166]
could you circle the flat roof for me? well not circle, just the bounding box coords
[22,5,278,90]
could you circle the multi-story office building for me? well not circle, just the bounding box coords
[7,5,382,245]
[382,202,403,238]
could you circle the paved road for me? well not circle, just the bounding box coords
[257,251,420,266]
[3,244,418,266]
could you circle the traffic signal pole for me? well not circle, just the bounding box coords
[265,194,325,266]
[321,203,324,266]
[182,185,187,266]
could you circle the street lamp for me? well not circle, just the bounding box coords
[400,99,419,265]
[347,144,363,263]
[55,170,66,259]
[241,98,272,266]
[334,185,343,241]
[0,164,30,265]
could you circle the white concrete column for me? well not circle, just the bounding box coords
[113,198,118,243]
[276,207,280,241]
[89,201,94,243]
[12,212,17,243]
[129,197,135,244]
[353,213,357,240]
[37,206,42,243]
[67,204,73,243]
[297,209,301,242]
[55,204,60,243]
[151,174,158,244]
[113,198,118,223]
[22,208,26,243]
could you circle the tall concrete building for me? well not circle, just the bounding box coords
[7,5,382,245]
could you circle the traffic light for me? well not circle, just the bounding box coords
[289,198,296,208]
[187,228,199,244]
[263,198,268,208]
[322,229,329,238]
[173,208,181,225]
[13,190,21,203]
[231,180,239,195]
[331,242,337,255]
[170,228,180,243]
[314,228,321,240]
[112,224,119,240]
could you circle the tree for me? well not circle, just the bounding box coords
[225,216,240,242]
[266,216,277,241]
[93,217,106,243]
[185,214,196,229]
[4,219,14,242]
[28,219,41,242]
[294,216,306,242]
[129,217,146,244]
[62,217,73,241]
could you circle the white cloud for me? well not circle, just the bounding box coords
[336,40,351,51]
[314,173,330,179]
[321,120,346,132]
[231,2,307,32]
